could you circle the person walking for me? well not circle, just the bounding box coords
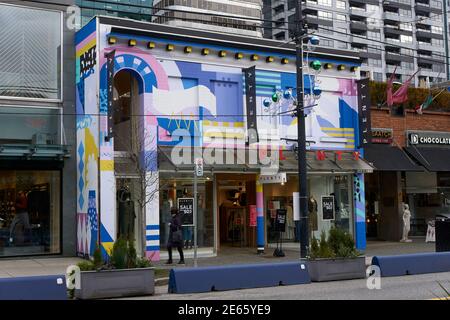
[9,190,31,244]
[166,208,185,265]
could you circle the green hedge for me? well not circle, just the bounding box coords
[369,81,450,112]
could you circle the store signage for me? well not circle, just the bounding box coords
[249,205,257,227]
[274,209,287,232]
[195,158,203,177]
[104,50,115,141]
[321,196,335,221]
[315,150,360,161]
[409,132,450,146]
[357,78,372,147]
[244,66,259,144]
[259,172,287,184]
[178,198,194,225]
[371,128,393,144]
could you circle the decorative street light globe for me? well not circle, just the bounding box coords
[313,86,322,97]
[272,92,280,103]
[309,36,320,46]
[311,60,322,71]
[283,89,292,100]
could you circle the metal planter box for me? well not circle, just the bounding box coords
[307,257,366,282]
[74,267,155,299]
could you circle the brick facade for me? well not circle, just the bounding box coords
[371,108,450,147]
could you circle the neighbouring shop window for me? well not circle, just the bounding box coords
[0,107,60,144]
[159,173,214,251]
[406,172,450,236]
[0,4,62,100]
[0,170,61,257]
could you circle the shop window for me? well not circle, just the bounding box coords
[0,170,60,257]
[0,107,60,145]
[0,4,62,100]
[159,173,214,252]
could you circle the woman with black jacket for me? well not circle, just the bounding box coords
[166,208,185,265]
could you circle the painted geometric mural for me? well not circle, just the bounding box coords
[76,20,364,260]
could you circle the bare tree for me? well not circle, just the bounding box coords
[114,117,161,257]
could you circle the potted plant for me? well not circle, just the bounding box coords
[73,238,155,299]
[307,227,366,282]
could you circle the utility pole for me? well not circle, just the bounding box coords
[295,0,309,259]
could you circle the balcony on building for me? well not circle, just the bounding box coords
[415,0,443,14]
[350,0,379,5]
[304,12,334,27]
[350,17,368,32]
[383,0,413,10]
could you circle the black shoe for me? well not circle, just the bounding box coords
[165,260,173,265]
[178,260,185,265]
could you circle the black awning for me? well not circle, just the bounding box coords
[364,144,424,171]
[404,146,450,172]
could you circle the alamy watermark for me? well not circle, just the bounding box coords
[366,265,381,290]
[66,5,81,31]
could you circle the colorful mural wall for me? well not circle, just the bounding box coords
[76,19,366,260]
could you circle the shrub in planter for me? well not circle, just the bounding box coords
[308,228,365,282]
[73,239,155,299]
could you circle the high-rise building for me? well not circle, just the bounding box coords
[152,0,264,38]
[77,0,153,26]
[263,0,449,85]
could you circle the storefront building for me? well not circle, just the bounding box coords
[365,108,450,241]
[75,16,373,261]
[0,1,76,257]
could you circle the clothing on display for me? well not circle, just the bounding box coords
[308,196,318,231]
[117,187,136,241]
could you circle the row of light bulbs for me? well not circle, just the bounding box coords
[108,36,290,64]
[108,36,359,72]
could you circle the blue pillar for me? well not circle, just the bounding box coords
[354,173,367,250]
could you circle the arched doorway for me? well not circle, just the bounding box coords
[113,69,145,256]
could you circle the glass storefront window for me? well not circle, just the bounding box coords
[0,4,62,100]
[265,174,354,244]
[0,107,60,144]
[406,172,450,236]
[0,170,60,257]
[159,173,214,252]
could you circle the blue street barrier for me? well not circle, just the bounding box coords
[0,275,67,300]
[168,261,311,294]
[372,252,450,277]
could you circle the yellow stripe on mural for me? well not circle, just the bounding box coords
[327,133,355,137]
[100,160,114,171]
[345,145,356,149]
[203,120,211,126]
[234,122,245,128]
[321,127,355,132]
[76,39,96,58]
[204,132,245,139]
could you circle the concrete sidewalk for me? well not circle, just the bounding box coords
[0,257,83,278]
[0,239,435,278]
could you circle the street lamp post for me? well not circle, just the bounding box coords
[295,0,309,259]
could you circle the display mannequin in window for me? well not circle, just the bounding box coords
[9,191,31,244]
[117,184,135,241]
[308,196,318,232]
[400,203,412,242]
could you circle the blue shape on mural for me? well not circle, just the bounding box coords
[317,116,336,129]
[157,117,201,147]
[88,190,98,255]
[339,98,359,146]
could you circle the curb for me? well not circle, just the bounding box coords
[155,277,169,286]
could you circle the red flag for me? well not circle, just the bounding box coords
[387,67,418,107]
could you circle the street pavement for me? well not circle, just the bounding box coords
[120,271,450,300]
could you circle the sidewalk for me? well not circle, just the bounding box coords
[0,257,83,278]
[0,239,435,278]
